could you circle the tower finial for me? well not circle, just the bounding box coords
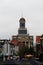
[21,11,24,18]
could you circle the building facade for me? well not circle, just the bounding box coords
[40,35,43,53]
[12,17,33,51]
[36,35,43,57]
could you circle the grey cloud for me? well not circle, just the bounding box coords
[0,0,43,39]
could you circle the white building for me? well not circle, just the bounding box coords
[2,41,12,61]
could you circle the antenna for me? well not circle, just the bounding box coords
[21,11,24,18]
[21,12,23,17]
[19,11,24,19]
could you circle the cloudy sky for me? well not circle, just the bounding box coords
[0,0,43,42]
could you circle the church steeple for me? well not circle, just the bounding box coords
[18,17,27,34]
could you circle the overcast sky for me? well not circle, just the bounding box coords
[0,0,43,42]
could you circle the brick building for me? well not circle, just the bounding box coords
[36,35,43,57]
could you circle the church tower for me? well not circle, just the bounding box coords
[18,17,27,34]
[12,17,33,48]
